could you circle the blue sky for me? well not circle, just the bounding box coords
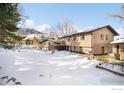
[21,3,124,34]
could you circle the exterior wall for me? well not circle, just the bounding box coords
[41,41,49,48]
[33,38,40,47]
[63,34,92,47]
[23,38,41,48]
[92,28,115,54]
[78,33,92,53]
[113,44,118,54]
[79,33,92,48]
[59,34,92,54]
[113,44,124,60]
[120,44,124,60]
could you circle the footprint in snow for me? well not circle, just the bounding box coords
[39,74,44,77]
[39,74,52,77]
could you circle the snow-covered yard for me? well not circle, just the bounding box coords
[0,48,124,85]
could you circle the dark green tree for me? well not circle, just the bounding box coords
[0,3,22,44]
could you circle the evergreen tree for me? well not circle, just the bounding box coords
[0,3,22,44]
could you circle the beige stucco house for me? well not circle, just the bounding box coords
[59,25,119,55]
[23,34,45,48]
[111,36,124,60]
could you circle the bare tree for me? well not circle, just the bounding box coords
[109,4,124,21]
[51,19,78,37]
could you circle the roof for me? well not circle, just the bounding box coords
[59,25,119,39]
[23,34,44,40]
[111,36,124,44]
[40,39,49,44]
[39,38,58,44]
[111,40,124,44]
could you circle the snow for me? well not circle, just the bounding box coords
[101,63,124,74]
[23,34,44,40]
[0,48,124,85]
[111,36,124,44]
[111,39,124,44]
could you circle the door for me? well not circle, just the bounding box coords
[101,47,104,54]
[115,44,120,60]
[117,44,119,53]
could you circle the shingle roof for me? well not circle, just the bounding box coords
[59,25,119,39]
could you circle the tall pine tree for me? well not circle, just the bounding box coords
[0,3,22,44]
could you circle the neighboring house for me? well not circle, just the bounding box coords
[23,34,45,48]
[39,39,50,49]
[59,25,119,55]
[111,36,124,60]
[39,38,60,50]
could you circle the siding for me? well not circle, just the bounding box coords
[113,44,124,60]
[92,28,114,54]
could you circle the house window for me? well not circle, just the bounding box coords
[73,36,76,40]
[100,34,104,40]
[106,34,108,40]
[68,38,70,41]
[81,35,85,40]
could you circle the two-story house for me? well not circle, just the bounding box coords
[59,25,119,55]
